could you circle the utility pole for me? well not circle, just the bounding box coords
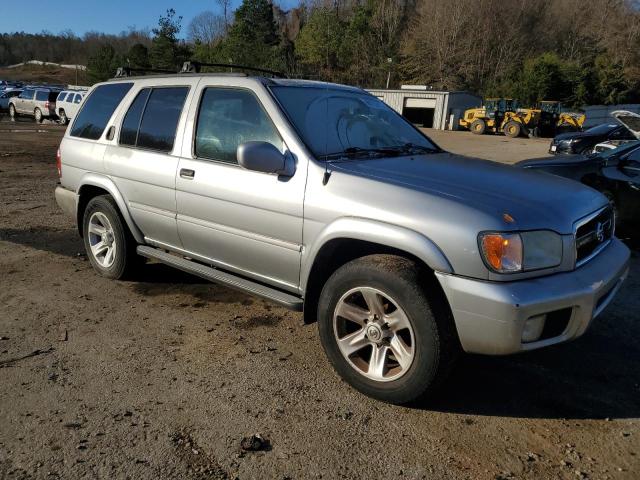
[386,57,393,89]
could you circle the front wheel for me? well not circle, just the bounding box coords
[317,255,459,404]
[471,119,486,135]
[59,110,68,125]
[504,121,522,138]
[9,104,16,119]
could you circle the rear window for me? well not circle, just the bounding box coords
[120,88,151,146]
[71,83,133,140]
[35,91,48,101]
[58,92,67,102]
[123,87,188,152]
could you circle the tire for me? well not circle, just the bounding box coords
[9,104,16,119]
[82,195,141,280]
[34,108,43,123]
[59,109,68,125]
[504,121,521,138]
[317,254,459,404]
[471,119,486,135]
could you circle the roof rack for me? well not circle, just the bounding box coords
[180,61,287,79]
[114,66,178,78]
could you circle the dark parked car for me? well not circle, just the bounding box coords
[549,122,636,155]
[519,111,640,234]
[0,88,23,111]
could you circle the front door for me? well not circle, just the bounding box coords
[175,85,306,292]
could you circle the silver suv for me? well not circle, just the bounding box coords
[54,72,630,404]
[9,87,60,122]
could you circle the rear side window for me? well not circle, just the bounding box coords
[21,90,34,99]
[194,88,283,164]
[58,92,67,102]
[71,83,133,140]
[35,91,48,101]
[120,88,151,146]
[121,87,188,152]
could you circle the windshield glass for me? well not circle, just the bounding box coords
[585,123,618,135]
[270,86,437,159]
[594,140,640,159]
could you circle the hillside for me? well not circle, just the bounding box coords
[0,63,89,86]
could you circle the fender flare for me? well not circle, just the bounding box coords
[300,217,453,292]
[77,173,145,243]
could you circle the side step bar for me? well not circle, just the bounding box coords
[137,246,304,311]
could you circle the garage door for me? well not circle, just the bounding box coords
[404,98,437,109]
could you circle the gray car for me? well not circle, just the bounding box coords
[54,73,630,404]
[9,87,60,122]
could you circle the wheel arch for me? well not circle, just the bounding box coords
[76,174,144,243]
[301,218,453,324]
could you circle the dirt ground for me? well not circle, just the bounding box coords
[0,118,638,480]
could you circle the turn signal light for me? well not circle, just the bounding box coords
[479,233,523,272]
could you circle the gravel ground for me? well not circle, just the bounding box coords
[0,119,638,480]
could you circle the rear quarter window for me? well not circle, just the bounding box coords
[70,83,133,140]
[35,91,48,101]
[135,87,189,152]
[58,92,67,102]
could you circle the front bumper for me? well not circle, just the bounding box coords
[436,238,630,355]
[549,143,574,155]
[55,185,77,218]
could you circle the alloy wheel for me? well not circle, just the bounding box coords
[87,212,117,268]
[333,286,415,382]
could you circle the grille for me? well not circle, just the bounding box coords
[575,206,614,266]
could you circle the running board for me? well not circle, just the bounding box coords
[137,246,303,311]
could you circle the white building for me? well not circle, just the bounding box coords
[367,85,481,130]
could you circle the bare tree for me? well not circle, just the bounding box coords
[187,11,226,45]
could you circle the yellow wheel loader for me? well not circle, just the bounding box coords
[459,98,518,135]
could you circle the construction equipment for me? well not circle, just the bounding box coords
[459,98,518,135]
[517,101,586,137]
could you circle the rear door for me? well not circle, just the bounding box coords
[103,79,198,248]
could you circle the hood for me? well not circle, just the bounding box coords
[553,130,600,142]
[330,153,607,233]
[515,154,593,168]
[611,110,640,140]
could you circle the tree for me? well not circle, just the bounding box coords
[149,8,184,70]
[87,44,120,83]
[187,11,225,45]
[213,0,285,71]
[127,43,150,69]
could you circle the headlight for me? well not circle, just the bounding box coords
[479,231,563,273]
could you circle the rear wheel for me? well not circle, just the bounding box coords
[471,119,486,135]
[504,121,521,138]
[317,255,458,404]
[82,195,141,280]
[34,108,43,123]
[59,109,68,125]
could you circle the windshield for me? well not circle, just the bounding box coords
[592,140,640,159]
[585,123,618,135]
[270,86,437,159]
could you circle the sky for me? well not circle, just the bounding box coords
[0,0,300,37]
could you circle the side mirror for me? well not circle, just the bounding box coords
[237,141,295,176]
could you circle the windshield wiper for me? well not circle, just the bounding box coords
[322,146,402,160]
[397,143,440,154]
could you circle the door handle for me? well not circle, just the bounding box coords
[180,168,195,179]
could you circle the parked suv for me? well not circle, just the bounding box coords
[0,88,22,112]
[56,90,86,124]
[54,73,630,404]
[9,87,60,122]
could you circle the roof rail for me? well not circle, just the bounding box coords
[114,66,178,78]
[180,61,287,78]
